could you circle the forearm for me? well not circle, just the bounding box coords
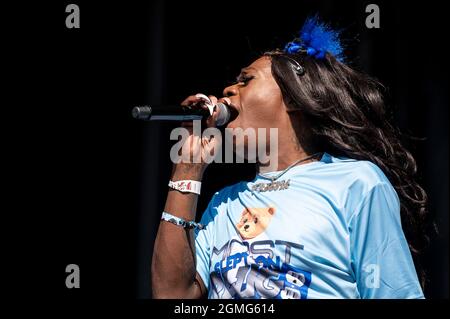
[151,165,205,298]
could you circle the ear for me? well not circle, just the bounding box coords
[268,207,275,215]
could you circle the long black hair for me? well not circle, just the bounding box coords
[266,50,431,288]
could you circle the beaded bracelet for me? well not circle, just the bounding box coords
[161,211,205,230]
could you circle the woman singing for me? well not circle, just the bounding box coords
[151,16,427,299]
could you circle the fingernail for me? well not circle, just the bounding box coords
[195,93,211,103]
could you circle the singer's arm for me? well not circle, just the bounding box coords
[151,163,207,299]
[152,94,222,298]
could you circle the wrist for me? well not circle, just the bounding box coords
[171,163,206,181]
[168,180,201,195]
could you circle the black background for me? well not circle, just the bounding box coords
[8,0,448,304]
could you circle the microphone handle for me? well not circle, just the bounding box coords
[132,105,210,121]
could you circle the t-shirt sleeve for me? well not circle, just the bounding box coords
[194,194,220,293]
[349,182,424,299]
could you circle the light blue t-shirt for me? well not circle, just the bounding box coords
[194,152,424,299]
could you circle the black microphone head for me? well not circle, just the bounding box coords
[132,106,152,120]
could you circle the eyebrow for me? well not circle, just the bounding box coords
[241,67,257,73]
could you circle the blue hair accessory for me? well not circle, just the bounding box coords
[284,15,344,62]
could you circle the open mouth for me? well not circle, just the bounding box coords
[227,104,239,123]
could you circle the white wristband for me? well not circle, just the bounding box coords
[168,180,202,195]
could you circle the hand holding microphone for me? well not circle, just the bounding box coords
[178,94,226,171]
[134,94,231,176]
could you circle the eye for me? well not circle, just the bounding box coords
[254,217,258,224]
[235,74,254,86]
[243,218,248,223]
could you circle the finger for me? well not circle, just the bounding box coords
[180,95,211,129]
[182,93,219,128]
[195,93,212,104]
[193,93,214,115]
[207,95,218,106]
[206,104,220,128]
[180,95,204,107]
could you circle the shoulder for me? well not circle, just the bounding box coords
[324,153,392,191]
[323,154,399,220]
[349,159,390,188]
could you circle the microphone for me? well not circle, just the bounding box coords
[131,103,231,127]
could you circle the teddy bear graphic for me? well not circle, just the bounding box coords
[236,207,276,239]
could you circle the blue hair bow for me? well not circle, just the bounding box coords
[284,16,344,62]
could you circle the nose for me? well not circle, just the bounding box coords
[223,84,238,97]
[244,224,249,230]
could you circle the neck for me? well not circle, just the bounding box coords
[257,109,319,174]
[257,143,316,174]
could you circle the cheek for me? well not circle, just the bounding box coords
[240,85,283,126]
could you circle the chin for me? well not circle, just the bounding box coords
[225,120,239,130]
